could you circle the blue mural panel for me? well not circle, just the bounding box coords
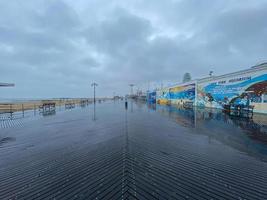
[169,83,196,101]
[147,91,156,103]
[197,72,267,112]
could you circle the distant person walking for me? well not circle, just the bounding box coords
[125,98,128,110]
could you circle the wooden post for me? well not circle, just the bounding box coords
[10,104,13,118]
[22,104,24,117]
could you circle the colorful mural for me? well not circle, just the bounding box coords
[147,91,157,103]
[154,65,267,113]
[197,72,267,113]
[156,88,170,104]
[169,83,195,101]
[156,83,196,105]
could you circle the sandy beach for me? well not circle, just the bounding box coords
[0,98,101,113]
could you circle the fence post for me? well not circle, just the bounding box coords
[10,104,13,118]
[22,104,24,117]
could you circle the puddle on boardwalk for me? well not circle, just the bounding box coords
[0,137,16,146]
[0,104,78,129]
[152,102,267,160]
[0,100,267,200]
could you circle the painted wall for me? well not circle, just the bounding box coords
[156,83,196,105]
[156,88,170,104]
[196,68,267,113]
[147,91,157,103]
[154,66,267,113]
[169,83,196,105]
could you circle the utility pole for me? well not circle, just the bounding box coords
[91,82,98,104]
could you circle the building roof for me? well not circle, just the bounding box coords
[156,62,267,91]
[197,62,267,83]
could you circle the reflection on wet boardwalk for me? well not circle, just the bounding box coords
[0,101,267,199]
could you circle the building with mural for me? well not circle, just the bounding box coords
[156,81,196,106]
[169,82,196,105]
[197,63,267,113]
[156,87,170,105]
[156,63,267,114]
[147,90,157,104]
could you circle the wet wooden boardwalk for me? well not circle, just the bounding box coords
[0,102,267,199]
[0,110,48,129]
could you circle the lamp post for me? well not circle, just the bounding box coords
[91,82,98,104]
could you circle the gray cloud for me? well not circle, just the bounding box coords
[0,0,266,98]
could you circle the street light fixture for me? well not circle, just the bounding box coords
[91,82,98,104]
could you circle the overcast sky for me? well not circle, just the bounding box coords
[0,0,266,98]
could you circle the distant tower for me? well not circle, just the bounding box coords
[129,84,134,96]
[183,73,192,83]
